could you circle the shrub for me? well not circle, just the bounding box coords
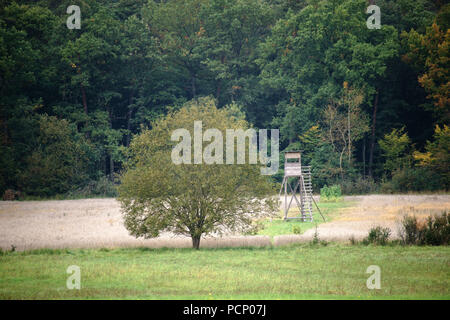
[292,225,301,234]
[399,215,420,245]
[380,167,444,193]
[340,177,378,195]
[422,213,450,245]
[399,212,450,245]
[310,225,327,246]
[320,184,342,202]
[66,176,118,198]
[2,189,21,201]
[244,219,266,236]
[363,226,391,245]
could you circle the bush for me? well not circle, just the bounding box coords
[399,215,419,244]
[244,219,266,236]
[340,177,379,195]
[363,226,391,245]
[422,213,450,245]
[380,167,444,193]
[399,212,450,245]
[310,225,327,246]
[320,184,342,202]
[2,189,21,201]
[292,225,301,234]
[66,176,118,198]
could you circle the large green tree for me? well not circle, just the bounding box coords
[119,97,277,249]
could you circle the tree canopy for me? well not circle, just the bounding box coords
[0,0,448,197]
[118,97,277,248]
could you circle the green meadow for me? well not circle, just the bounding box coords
[0,244,448,300]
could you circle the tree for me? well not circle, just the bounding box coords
[19,115,95,196]
[378,127,412,176]
[118,97,277,249]
[322,88,369,179]
[403,13,450,122]
[413,124,450,187]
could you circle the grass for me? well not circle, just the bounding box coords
[0,244,448,299]
[257,201,354,237]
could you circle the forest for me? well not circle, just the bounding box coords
[0,0,448,198]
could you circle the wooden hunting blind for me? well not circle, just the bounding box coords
[279,150,314,221]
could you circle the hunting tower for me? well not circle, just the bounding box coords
[279,151,313,221]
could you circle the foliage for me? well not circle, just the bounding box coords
[362,226,391,246]
[340,176,378,195]
[322,87,369,178]
[18,115,96,196]
[413,125,450,188]
[0,0,448,197]
[380,166,444,193]
[320,185,343,202]
[65,176,118,198]
[118,97,277,248]
[379,127,412,175]
[403,5,450,122]
[399,212,450,245]
[292,225,301,234]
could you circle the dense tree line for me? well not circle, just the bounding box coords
[0,0,448,197]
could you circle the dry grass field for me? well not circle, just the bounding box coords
[299,194,450,241]
[0,195,449,251]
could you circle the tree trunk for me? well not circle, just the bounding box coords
[126,108,133,147]
[109,155,114,181]
[363,138,366,178]
[81,85,90,139]
[81,85,88,115]
[126,91,135,147]
[368,89,379,178]
[191,74,196,98]
[108,105,114,181]
[216,81,221,100]
[1,117,8,145]
[191,236,201,249]
[348,103,351,165]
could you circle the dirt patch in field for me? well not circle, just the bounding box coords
[0,195,448,250]
[297,194,450,242]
